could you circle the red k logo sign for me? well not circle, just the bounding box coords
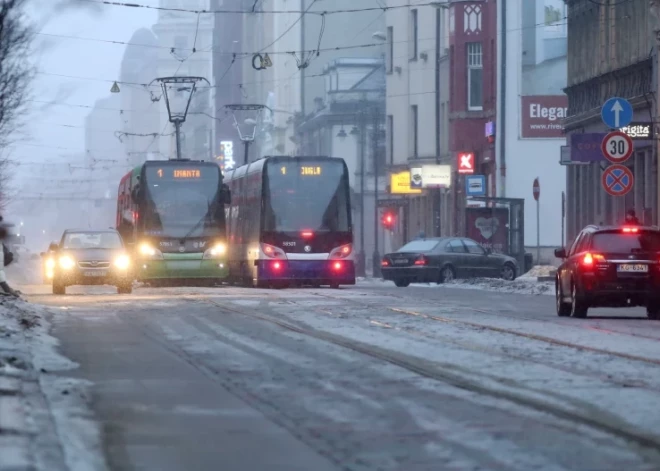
[458,152,475,174]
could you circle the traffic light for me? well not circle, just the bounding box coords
[381,210,396,230]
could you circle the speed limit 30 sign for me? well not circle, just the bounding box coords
[601,131,633,164]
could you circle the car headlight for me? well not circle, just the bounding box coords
[45,258,55,269]
[138,243,163,260]
[114,255,130,270]
[59,255,75,270]
[203,243,226,259]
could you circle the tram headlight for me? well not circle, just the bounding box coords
[328,243,352,260]
[203,243,226,259]
[138,243,163,260]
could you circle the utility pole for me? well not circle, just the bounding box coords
[151,76,209,160]
[357,110,366,277]
[372,106,381,277]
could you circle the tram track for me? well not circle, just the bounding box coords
[308,290,660,367]
[182,293,660,454]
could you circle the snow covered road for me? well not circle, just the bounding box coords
[18,280,660,470]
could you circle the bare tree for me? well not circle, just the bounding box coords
[0,0,33,210]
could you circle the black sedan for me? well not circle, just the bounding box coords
[381,237,518,287]
[48,229,134,295]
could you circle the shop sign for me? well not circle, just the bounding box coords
[410,165,452,189]
[390,170,422,194]
[619,122,652,140]
[218,141,236,171]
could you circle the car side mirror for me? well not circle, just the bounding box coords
[554,248,567,259]
[48,242,59,252]
[131,183,142,201]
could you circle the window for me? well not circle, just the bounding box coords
[411,105,418,158]
[467,42,483,110]
[386,26,394,73]
[398,240,439,252]
[410,9,418,60]
[387,115,394,165]
[446,239,466,253]
[463,239,485,254]
[591,230,660,253]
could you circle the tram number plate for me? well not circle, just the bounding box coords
[617,264,648,273]
[84,270,107,277]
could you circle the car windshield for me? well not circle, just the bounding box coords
[591,230,660,253]
[62,232,122,250]
[397,240,440,252]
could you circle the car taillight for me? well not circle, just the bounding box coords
[329,244,352,259]
[261,243,286,259]
[381,260,389,267]
[414,256,427,266]
[272,261,282,270]
[622,227,639,233]
[332,261,343,271]
[582,253,605,266]
[301,230,314,238]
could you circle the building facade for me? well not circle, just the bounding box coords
[119,28,161,166]
[563,0,654,243]
[211,0,244,172]
[497,0,567,258]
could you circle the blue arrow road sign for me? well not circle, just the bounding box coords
[466,175,486,196]
[601,97,633,129]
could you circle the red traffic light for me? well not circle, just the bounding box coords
[382,211,396,229]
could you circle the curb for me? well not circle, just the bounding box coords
[0,374,32,471]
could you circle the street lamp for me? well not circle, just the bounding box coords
[150,76,210,160]
[224,104,272,165]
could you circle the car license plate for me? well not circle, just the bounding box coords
[617,264,648,273]
[394,259,408,265]
[83,270,107,277]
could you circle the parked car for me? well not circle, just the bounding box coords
[381,237,518,287]
[555,224,660,319]
[48,229,133,295]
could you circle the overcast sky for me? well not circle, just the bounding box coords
[17,1,158,173]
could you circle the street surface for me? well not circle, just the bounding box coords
[18,279,660,471]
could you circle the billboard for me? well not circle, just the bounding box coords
[390,171,422,194]
[409,165,452,189]
[520,95,567,138]
[520,0,567,138]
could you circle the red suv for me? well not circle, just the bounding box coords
[555,225,660,320]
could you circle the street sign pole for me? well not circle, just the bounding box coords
[533,178,540,264]
[561,191,565,248]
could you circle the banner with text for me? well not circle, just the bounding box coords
[520,95,567,139]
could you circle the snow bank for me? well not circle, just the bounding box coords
[521,265,557,278]
[0,298,108,471]
[359,277,554,296]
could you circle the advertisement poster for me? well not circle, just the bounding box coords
[465,207,510,254]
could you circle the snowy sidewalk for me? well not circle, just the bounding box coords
[0,297,107,471]
[359,265,556,297]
